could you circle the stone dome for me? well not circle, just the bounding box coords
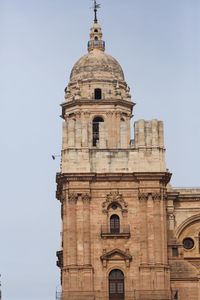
[70,49,125,82]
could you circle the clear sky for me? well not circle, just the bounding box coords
[0,0,200,299]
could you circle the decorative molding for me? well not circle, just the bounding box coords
[100,248,132,268]
[74,111,81,119]
[82,193,91,203]
[83,111,91,116]
[68,193,78,203]
[106,111,114,116]
[102,191,128,209]
[152,193,161,202]
[134,172,171,184]
[175,213,200,238]
[138,192,148,201]
[138,192,161,202]
[61,99,135,119]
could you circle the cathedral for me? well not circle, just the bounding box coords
[56,7,200,300]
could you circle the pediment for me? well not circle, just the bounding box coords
[100,248,132,263]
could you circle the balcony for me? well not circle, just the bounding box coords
[101,225,130,238]
[88,40,105,51]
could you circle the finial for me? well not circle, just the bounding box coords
[93,0,101,23]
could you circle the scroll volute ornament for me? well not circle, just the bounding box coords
[138,192,149,201]
[138,192,161,202]
[68,193,78,203]
[82,193,91,203]
[102,191,128,211]
[68,192,91,204]
[152,193,161,202]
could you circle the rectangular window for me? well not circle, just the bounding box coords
[172,247,178,257]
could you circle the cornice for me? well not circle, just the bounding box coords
[60,98,135,118]
[167,192,179,201]
[134,172,171,184]
[167,191,200,202]
[56,172,171,201]
[56,172,171,182]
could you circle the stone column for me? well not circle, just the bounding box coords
[120,120,127,148]
[161,190,168,265]
[138,119,145,147]
[75,120,82,148]
[62,121,68,149]
[82,120,88,147]
[106,112,113,148]
[99,122,107,148]
[147,194,155,264]
[152,193,162,264]
[88,122,92,147]
[68,193,77,265]
[68,119,75,147]
[127,115,131,147]
[82,193,91,265]
[76,194,84,265]
[145,121,152,147]
[158,121,164,148]
[63,198,68,265]
[115,112,121,148]
[152,119,159,147]
[139,192,148,264]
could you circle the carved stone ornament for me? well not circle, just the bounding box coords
[152,193,161,202]
[138,192,161,202]
[100,248,132,268]
[68,193,78,203]
[83,111,91,116]
[82,193,91,203]
[102,192,128,209]
[168,213,175,221]
[138,192,149,201]
[106,111,114,116]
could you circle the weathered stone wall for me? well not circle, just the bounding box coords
[166,188,200,300]
[61,118,166,173]
[57,173,171,300]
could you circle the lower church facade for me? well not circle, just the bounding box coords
[56,16,200,300]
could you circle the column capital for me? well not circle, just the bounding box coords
[82,193,91,203]
[138,192,148,201]
[68,193,78,203]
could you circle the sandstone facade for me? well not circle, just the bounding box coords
[56,19,200,300]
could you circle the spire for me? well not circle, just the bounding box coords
[88,2,105,52]
[93,0,101,23]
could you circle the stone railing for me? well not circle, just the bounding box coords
[101,224,130,238]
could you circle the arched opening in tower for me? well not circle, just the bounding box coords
[92,116,104,146]
[94,88,102,99]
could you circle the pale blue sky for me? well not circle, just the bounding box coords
[0,0,200,299]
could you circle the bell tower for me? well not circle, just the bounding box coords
[56,6,171,300]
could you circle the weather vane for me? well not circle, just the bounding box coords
[93,0,101,23]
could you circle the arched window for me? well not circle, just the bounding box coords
[93,117,104,146]
[94,29,98,33]
[109,269,124,300]
[94,88,102,99]
[110,214,120,234]
[94,37,99,46]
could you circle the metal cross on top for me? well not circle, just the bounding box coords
[93,0,101,23]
